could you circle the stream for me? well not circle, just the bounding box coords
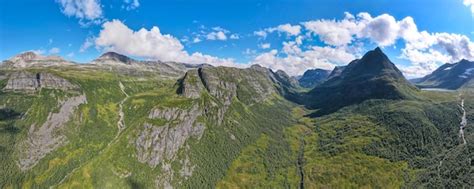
[297,135,307,189]
[459,97,467,145]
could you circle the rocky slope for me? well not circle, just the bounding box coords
[1,52,73,68]
[0,50,472,188]
[414,59,474,89]
[304,47,418,113]
[298,68,330,88]
[3,71,79,91]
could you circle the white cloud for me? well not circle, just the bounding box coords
[80,37,95,52]
[254,23,302,38]
[192,37,202,43]
[259,43,271,49]
[67,52,75,57]
[49,47,61,54]
[191,26,239,42]
[464,0,474,14]
[206,31,227,41]
[123,0,139,10]
[252,45,355,76]
[360,14,400,46]
[273,24,302,36]
[302,13,362,46]
[230,34,240,39]
[254,30,267,38]
[56,0,103,24]
[300,12,474,77]
[94,20,238,67]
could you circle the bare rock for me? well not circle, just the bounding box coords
[178,70,206,99]
[135,105,204,168]
[4,52,73,68]
[3,71,79,91]
[18,95,87,170]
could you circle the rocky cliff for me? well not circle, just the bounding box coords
[3,71,79,91]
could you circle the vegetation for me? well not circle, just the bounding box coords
[0,64,472,188]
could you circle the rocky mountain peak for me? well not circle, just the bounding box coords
[298,68,331,88]
[94,52,134,65]
[344,47,403,80]
[4,52,69,68]
[10,51,39,62]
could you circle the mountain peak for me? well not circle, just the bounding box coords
[95,52,134,64]
[345,46,402,79]
[305,48,416,114]
[10,51,39,62]
[4,51,68,68]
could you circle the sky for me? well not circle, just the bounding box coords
[1,0,473,78]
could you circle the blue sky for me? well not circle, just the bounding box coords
[1,0,473,77]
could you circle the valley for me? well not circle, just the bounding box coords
[0,49,472,188]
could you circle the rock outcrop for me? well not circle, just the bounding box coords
[92,52,134,65]
[18,95,87,170]
[3,71,79,91]
[178,65,278,104]
[2,52,73,68]
[298,68,330,88]
[135,105,204,168]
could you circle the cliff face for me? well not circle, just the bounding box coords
[3,72,79,91]
[178,65,279,104]
[18,95,87,171]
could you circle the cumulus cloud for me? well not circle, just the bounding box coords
[56,0,103,25]
[464,0,474,14]
[94,20,238,67]
[123,0,139,10]
[300,12,474,77]
[251,44,355,76]
[191,26,239,43]
[206,31,227,40]
[254,23,302,38]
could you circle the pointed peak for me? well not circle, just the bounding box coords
[374,46,383,52]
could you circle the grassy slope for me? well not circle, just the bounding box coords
[1,66,472,188]
[215,90,470,188]
[0,67,299,188]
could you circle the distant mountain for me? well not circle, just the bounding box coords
[304,47,418,113]
[298,69,331,88]
[93,52,134,65]
[414,59,474,90]
[1,52,72,68]
[326,66,343,79]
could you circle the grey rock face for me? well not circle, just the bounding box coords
[135,105,204,168]
[179,70,206,99]
[4,52,73,68]
[3,72,79,91]
[18,95,87,171]
[179,66,277,104]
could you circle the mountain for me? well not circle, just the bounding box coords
[93,52,135,65]
[326,65,347,79]
[1,52,72,68]
[0,50,472,188]
[304,47,418,113]
[414,59,474,90]
[298,68,331,88]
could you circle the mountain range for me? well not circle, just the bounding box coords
[0,48,472,188]
[413,59,474,90]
